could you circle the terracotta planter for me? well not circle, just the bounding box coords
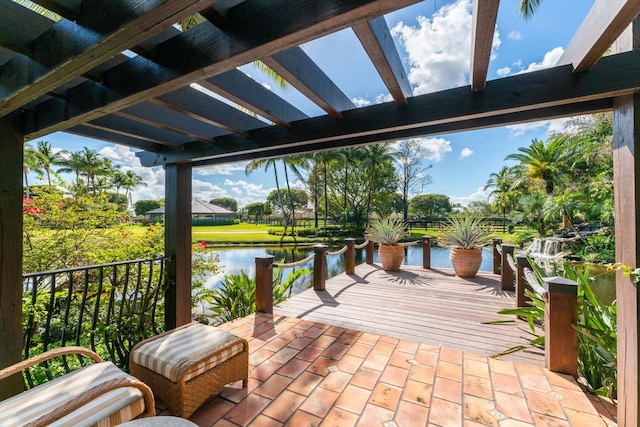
[378,245,405,270]
[450,247,482,278]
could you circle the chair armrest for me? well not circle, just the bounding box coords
[0,346,103,381]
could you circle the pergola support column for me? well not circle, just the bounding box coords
[164,163,192,329]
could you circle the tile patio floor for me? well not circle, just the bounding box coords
[158,313,617,427]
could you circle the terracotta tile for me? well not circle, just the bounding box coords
[492,372,524,397]
[278,358,312,378]
[250,348,275,366]
[322,343,350,361]
[409,364,436,385]
[515,363,544,376]
[428,397,463,427]
[395,399,430,426]
[440,347,463,364]
[219,379,257,404]
[271,346,300,365]
[464,352,488,362]
[320,370,353,393]
[248,415,282,427]
[308,356,335,376]
[494,391,533,423]
[544,370,579,390]
[347,342,373,358]
[284,410,322,427]
[518,372,552,393]
[287,336,315,350]
[223,393,271,426]
[262,390,306,423]
[437,360,464,382]
[433,377,462,404]
[358,332,380,345]
[325,326,347,337]
[312,334,338,349]
[369,383,402,411]
[299,385,340,418]
[212,419,239,427]
[464,358,491,379]
[288,371,324,396]
[372,340,396,356]
[531,413,571,427]
[336,354,364,374]
[498,420,536,427]
[262,337,290,352]
[251,359,284,381]
[362,351,390,371]
[402,379,433,406]
[419,343,441,353]
[305,325,328,339]
[254,374,293,399]
[463,394,499,427]
[190,397,234,426]
[297,345,325,362]
[379,336,398,344]
[489,358,517,376]
[464,375,494,400]
[564,408,607,427]
[321,407,359,427]
[344,328,363,336]
[356,404,395,426]
[389,351,414,368]
[335,332,359,346]
[524,389,566,419]
[553,387,599,415]
[335,384,372,414]
[415,349,439,366]
[350,366,382,390]
[397,339,419,355]
[380,364,409,388]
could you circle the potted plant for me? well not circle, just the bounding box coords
[366,216,409,270]
[443,215,491,278]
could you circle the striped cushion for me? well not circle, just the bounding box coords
[0,362,145,427]
[132,323,244,382]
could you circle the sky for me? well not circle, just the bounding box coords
[33,0,595,208]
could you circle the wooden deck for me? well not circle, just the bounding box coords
[274,263,545,366]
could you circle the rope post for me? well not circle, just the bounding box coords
[492,238,502,275]
[500,244,515,291]
[515,254,532,308]
[365,240,374,265]
[345,238,356,275]
[255,255,275,314]
[543,276,579,378]
[313,244,328,291]
[422,236,431,269]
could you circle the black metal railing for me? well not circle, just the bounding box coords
[21,257,168,384]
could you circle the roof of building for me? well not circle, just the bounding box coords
[147,199,234,215]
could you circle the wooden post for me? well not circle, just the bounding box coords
[0,116,25,399]
[492,238,502,275]
[164,163,192,329]
[313,244,327,291]
[515,254,532,308]
[365,240,374,264]
[543,277,578,378]
[255,255,275,313]
[500,244,514,291]
[422,236,431,269]
[345,238,355,275]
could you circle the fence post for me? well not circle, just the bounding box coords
[313,244,328,291]
[543,276,579,378]
[365,240,374,265]
[345,238,355,275]
[422,236,431,269]
[515,254,532,308]
[500,244,515,291]
[255,255,275,314]
[492,238,502,275]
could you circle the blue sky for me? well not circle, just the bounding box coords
[35,0,594,208]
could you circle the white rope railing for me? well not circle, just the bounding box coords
[327,245,348,256]
[523,267,547,296]
[354,240,370,249]
[274,254,315,269]
[507,254,517,273]
[398,240,419,247]
[496,244,503,255]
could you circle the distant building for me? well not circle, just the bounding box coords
[146,199,236,222]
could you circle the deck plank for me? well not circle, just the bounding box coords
[274,263,545,365]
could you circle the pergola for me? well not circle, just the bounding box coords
[1,0,639,422]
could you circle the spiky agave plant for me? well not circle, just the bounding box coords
[443,215,491,249]
[365,217,409,246]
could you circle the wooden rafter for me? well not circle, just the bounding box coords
[560,0,640,72]
[470,0,500,91]
[67,125,166,152]
[353,17,412,104]
[29,0,82,20]
[86,115,192,148]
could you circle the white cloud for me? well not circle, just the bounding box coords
[223,179,271,198]
[459,148,473,158]
[99,145,139,164]
[231,187,242,195]
[517,47,564,74]
[375,93,393,104]
[352,97,371,107]
[496,66,511,77]
[195,163,247,176]
[193,179,227,201]
[506,118,572,137]
[262,82,272,90]
[411,137,452,162]
[449,187,490,206]
[391,0,501,95]
[508,30,522,40]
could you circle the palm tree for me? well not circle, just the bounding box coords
[76,147,103,195]
[484,166,518,232]
[313,150,346,233]
[359,143,398,223]
[57,151,85,187]
[512,192,550,236]
[23,146,46,198]
[35,140,67,186]
[518,0,542,19]
[122,170,146,207]
[246,158,288,230]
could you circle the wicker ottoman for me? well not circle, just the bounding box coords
[130,323,248,418]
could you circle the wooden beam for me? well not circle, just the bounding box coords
[25,0,418,138]
[262,47,355,119]
[559,0,640,72]
[87,115,192,147]
[136,49,640,165]
[353,17,412,104]
[164,163,192,329]
[0,115,24,399]
[0,0,216,117]
[29,0,82,20]
[199,69,308,127]
[0,1,53,56]
[470,0,500,91]
[66,125,167,152]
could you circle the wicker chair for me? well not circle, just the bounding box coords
[130,323,249,418]
[0,346,155,427]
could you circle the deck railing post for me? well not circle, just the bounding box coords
[515,254,532,307]
[543,276,579,378]
[500,244,515,291]
[313,244,328,291]
[255,255,275,314]
[365,240,374,265]
[345,238,356,275]
[492,238,502,275]
[422,236,431,269]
